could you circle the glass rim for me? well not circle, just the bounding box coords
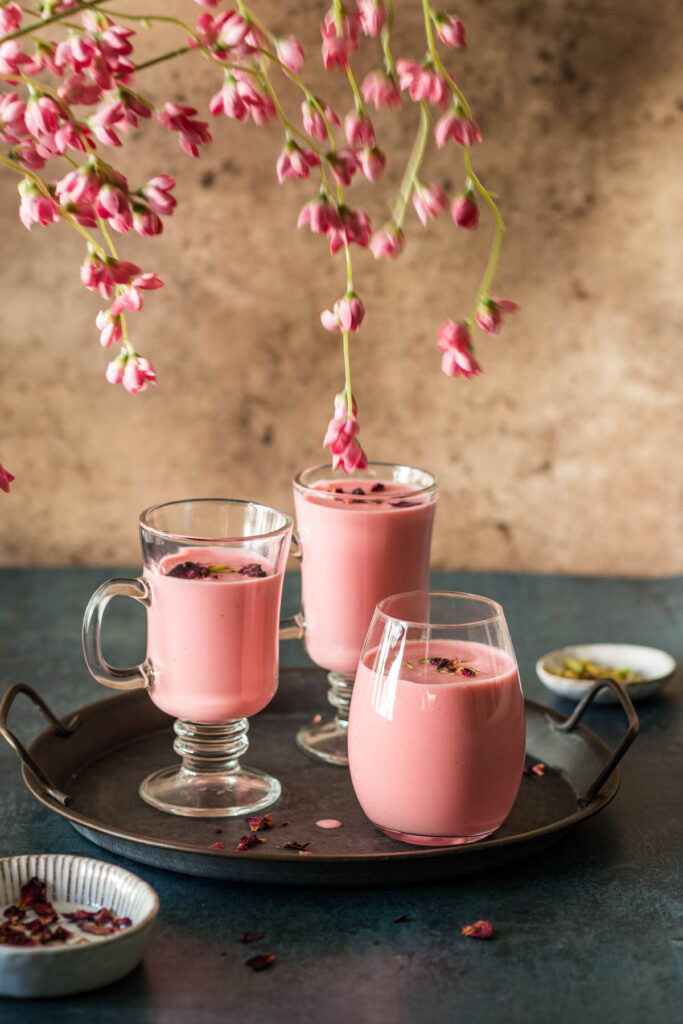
[139,498,293,544]
[293,461,438,502]
[375,590,505,629]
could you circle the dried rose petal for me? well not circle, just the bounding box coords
[214,826,224,834]
[113,917,132,929]
[17,877,47,910]
[523,762,546,776]
[246,814,275,832]
[298,850,312,856]
[351,487,365,495]
[390,500,418,508]
[209,842,226,850]
[3,906,24,922]
[78,922,116,936]
[167,560,212,580]
[245,953,275,971]
[282,841,310,851]
[370,482,385,492]
[235,834,266,851]
[93,908,114,925]
[238,563,267,578]
[52,926,73,942]
[462,919,494,939]
[240,932,265,944]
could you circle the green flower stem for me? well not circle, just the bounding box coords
[0,0,108,42]
[133,47,192,75]
[392,101,430,230]
[381,0,397,73]
[0,151,106,252]
[421,0,506,319]
[345,63,364,112]
[342,327,353,418]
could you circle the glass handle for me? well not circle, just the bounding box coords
[289,531,302,561]
[279,612,304,642]
[82,577,153,692]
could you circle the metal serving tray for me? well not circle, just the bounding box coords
[0,670,638,887]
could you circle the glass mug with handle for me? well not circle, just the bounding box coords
[348,591,526,845]
[82,498,292,818]
[291,462,438,766]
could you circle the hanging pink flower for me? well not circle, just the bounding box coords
[0,461,15,494]
[435,110,481,148]
[122,355,156,394]
[95,309,123,348]
[370,226,405,260]
[358,146,385,182]
[276,140,319,183]
[433,14,467,48]
[413,183,448,226]
[320,291,365,333]
[361,69,402,110]
[17,179,60,230]
[440,346,481,380]
[396,59,448,104]
[320,6,360,72]
[436,319,481,380]
[451,190,479,229]
[0,3,23,34]
[475,297,519,335]
[327,147,359,187]
[344,111,375,147]
[301,98,340,140]
[157,102,211,157]
[323,392,367,472]
[357,0,386,37]
[297,193,342,235]
[276,35,305,74]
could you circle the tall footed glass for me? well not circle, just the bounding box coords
[292,463,438,766]
[349,591,526,846]
[82,499,292,818]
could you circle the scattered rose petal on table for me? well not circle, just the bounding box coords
[245,953,276,971]
[240,932,265,944]
[209,842,226,850]
[462,920,494,939]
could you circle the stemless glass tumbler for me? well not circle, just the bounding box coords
[348,592,526,846]
[292,463,438,766]
[82,499,292,818]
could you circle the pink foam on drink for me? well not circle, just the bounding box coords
[348,639,526,842]
[294,480,436,675]
[145,547,283,723]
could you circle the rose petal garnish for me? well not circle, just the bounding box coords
[282,841,310,850]
[209,842,226,850]
[315,819,342,829]
[17,877,47,910]
[370,482,385,492]
[246,813,275,832]
[235,834,266,851]
[240,932,265,943]
[214,826,224,834]
[238,563,267,578]
[245,953,276,971]
[462,919,494,939]
[523,762,546,776]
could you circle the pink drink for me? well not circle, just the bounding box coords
[349,639,526,841]
[294,480,436,674]
[145,547,283,723]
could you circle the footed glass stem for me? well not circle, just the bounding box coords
[296,672,353,766]
[139,717,281,818]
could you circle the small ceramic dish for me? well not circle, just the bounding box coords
[536,643,676,705]
[0,853,158,998]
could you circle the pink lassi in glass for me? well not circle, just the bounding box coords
[349,639,526,843]
[145,546,283,723]
[294,478,437,675]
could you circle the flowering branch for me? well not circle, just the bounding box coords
[0,0,518,492]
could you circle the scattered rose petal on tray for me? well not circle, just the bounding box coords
[240,932,265,944]
[209,842,226,850]
[523,763,546,776]
[282,841,310,851]
[213,826,224,834]
[245,953,276,971]
[246,814,275,832]
[462,920,494,939]
[235,834,266,852]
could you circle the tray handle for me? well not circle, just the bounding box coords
[0,683,80,807]
[553,676,639,808]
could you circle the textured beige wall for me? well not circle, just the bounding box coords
[1,0,681,572]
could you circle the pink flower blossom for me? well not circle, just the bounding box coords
[321,292,365,332]
[0,91,27,140]
[141,175,177,216]
[110,272,164,316]
[0,40,33,75]
[475,297,519,335]
[358,146,385,182]
[55,162,101,204]
[327,147,358,186]
[412,183,448,226]
[301,98,340,140]
[344,111,375,147]
[10,139,46,171]
[327,205,372,252]
[96,183,132,232]
[216,10,251,51]
[436,319,481,380]
[132,205,163,236]
[276,34,305,74]
[58,72,103,106]
[361,69,402,111]
[276,141,319,183]
[451,190,479,230]
[17,179,60,230]
[357,0,386,37]
[320,6,360,72]
[0,461,15,494]
[0,3,23,34]
[157,102,212,157]
[396,59,448,104]
[209,77,248,121]
[95,308,123,347]
[323,392,367,472]
[435,110,481,148]
[434,13,467,48]
[193,0,221,7]
[24,94,61,137]
[105,355,125,384]
[122,355,156,394]
[65,199,98,227]
[440,347,482,380]
[297,193,341,235]
[370,225,405,260]
[80,250,141,299]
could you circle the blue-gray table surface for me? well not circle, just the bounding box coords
[0,569,681,1024]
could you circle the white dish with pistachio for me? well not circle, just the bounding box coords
[535,643,676,704]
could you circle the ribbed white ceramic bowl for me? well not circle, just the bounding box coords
[0,854,159,998]
[536,643,676,704]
